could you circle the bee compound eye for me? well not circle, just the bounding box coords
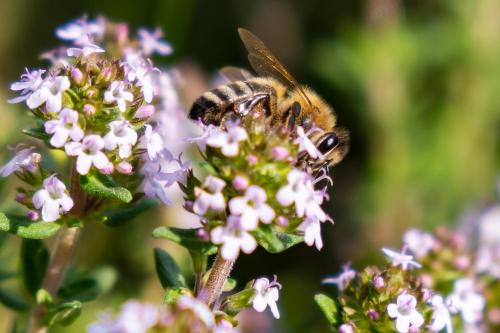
[317,132,339,154]
[292,101,301,116]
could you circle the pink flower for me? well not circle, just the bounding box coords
[27,75,70,113]
[387,294,424,333]
[137,28,173,56]
[44,108,84,147]
[104,81,134,112]
[0,147,40,176]
[65,135,110,175]
[228,185,275,230]
[210,215,257,260]
[206,124,248,157]
[252,276,281,319]
[103,120,138,159]
[193,176,226,215]
[32,175,73,222]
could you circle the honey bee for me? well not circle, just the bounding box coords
[189,28,349,168]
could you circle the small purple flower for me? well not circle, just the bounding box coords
[56,16,105,45]
[0,147,40,177]
[134,105,155,119]
[403,229,435,258]
[104,81,134,112]
[27,75,70,113]
[67,38,104,57]
[65,135,110,175]
[270,146,289,160]
[299,216,323,250]
[135,63,159,103]
[373,275,385,289]
[429,295,453,333]
[8,68,46,104]
[294,126,323,160]
[382,247,422,271]
[193,175,226,215]
[228,185,275,230]
[387,294,424,333]
[27,210,40,221]
[210,215,257,260]
[44,108,84,148]
[138,125,164,161]
[322,263,356,291]
[206,124,248,157]
[447,278,485,324]
[32,175,73,222]
[252,276,281,319]
[137,28,173,56]
[103,120,138,159]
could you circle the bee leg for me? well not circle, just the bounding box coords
[287,102,301,131]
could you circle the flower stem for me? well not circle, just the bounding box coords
[199,253,234,306]
[28,159,87,332]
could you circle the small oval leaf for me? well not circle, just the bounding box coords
[0,213,60,239]
[79,174,132,203]
[153,227,217,255]
[154,248,186,289]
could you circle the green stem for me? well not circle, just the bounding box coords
[198,252,234,306]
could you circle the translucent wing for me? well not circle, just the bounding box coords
[238,28,312,105]
[220,66,254,82]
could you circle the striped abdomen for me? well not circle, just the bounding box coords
[189,78,276,125]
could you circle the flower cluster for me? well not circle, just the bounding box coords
[183,111,334,261]
[2,16,188,222]
[318,221,500,333]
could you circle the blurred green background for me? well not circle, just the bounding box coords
[1,0,500,332]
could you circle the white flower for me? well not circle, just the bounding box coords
[65,135,110,175]
[476,206,500,278]
[103,120,138,159]
[252,276,281,319]
[56,16,105,45]
[137,28,173,56]
[193,176,226,215]
[299,216,324,250]
[447,278,484,324]
[0,147,40,176]
[67,38,104,57]
[104,81,134,112]
[138,125,164,160]
[294,126,323,159]
[27,76,70,113]
[228,185,275,230]
[403,229,435,258]
[206,124,248,157]
[382,247,422,270]
[177,296,215,328]
[32,175,73,222]
[8,68,45,104]
[136,66,157,103]
[429,295,453,333]
[387,294,424,333]
[186,123,219,150]
[44,108,84,148]
[210,215,257,260]
[322,263,356,291]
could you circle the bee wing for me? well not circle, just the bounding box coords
[238,28,312,105]
[220,66,254,82]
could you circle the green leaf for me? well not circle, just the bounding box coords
[152,227,217,255]
[21,239,49,296]
[222,277,237,292]
[224,288,254,317]
[58,278,99,303]
[79,173,132,203]
[314,293,338,326]
[0,270,17,281]
[154,248,186,289]
[0,288,29,312]
[23,127,50,141]
[253,225,303,253]
[100,199,157,227]
[47,301,82,326]
[162,287,190,305]
[0,213,61,239]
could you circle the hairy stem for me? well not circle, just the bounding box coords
[198,253,234,306]
[28,160,87,332]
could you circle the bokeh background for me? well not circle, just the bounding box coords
[1,0,500,332]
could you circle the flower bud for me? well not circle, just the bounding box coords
[27,210,40,221]
[373,275,384,290]
[183,200,194,212]
[277,216,289,227]
[116,161,133,175]
[135,105,156,119]
[453,255,470,270]
[270,146,289,160]
[101,163,114,175]
[100,66,114,82]
[71,67,84,85]
[367,309,379,321]
[339,323,354,333]
[247,155,258,165]
[83,103,96,115]
[15,192,27,204]
[86,87,98,99]
[196,228,209,242]
[232,175,249,191]
[419,274,433,288]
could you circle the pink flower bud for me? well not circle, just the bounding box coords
[277,216,289,227]
[101,163,114,175]
[367,309,379,321]
[114,23,129,44]
[183,200,194,212]
[27,210,39,221]
[196,228,209,241]
[247,155,258,165]
[339,324,354,333]
[15,192,27,204]
[71,67,84,85]
[135,105,156,119]
[83,104,96,115]
[86,87,98,99]
[116,161,133,175]
[453,255,470,270]
[270,146,289,160]
[419,274,434,288]
[232,175,249,191]
[373,275,384,290]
